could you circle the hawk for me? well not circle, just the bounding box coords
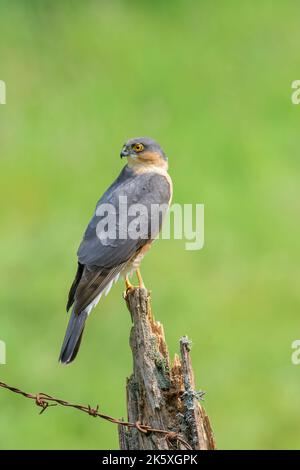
[59,137,173,364]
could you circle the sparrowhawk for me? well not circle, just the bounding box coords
[59,137,172,364]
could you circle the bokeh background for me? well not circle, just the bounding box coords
[0,0,299,450]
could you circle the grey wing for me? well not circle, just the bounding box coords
[66,170,170,315]
[77,171,171,268]
[60,170,171,363]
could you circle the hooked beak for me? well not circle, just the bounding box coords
[120,147,129,158]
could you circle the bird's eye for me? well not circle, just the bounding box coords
[132,143,144,152]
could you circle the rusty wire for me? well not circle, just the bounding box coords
[0,380,192,450]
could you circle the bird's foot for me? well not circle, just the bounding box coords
[124,271,146,298]
[124,276,135,296]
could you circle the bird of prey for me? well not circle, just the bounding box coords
[59,137,173,364]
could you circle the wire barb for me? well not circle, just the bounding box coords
[0,380,192,450]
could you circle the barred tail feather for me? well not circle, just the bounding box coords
[59,309,88,364]
[60,264,125,364]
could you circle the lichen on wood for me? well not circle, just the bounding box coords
[118,288,216,450]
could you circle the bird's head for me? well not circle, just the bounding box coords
[120,137,168,171]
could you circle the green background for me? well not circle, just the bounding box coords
[0,0,299,450]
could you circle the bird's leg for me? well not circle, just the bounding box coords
[125,274,134,293]
[136,268,145,289]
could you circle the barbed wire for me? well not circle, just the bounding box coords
[0,380,192,450]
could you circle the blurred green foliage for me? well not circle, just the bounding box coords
[0,0,300,450]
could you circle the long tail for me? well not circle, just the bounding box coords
[59,308,88,364]
[59,263,125,364]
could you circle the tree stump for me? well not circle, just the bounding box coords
[118,288,216,450]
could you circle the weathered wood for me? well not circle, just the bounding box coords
[118,288,216,450]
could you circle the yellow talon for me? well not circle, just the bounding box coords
[125,275,134,294]
[124,270,145,296]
